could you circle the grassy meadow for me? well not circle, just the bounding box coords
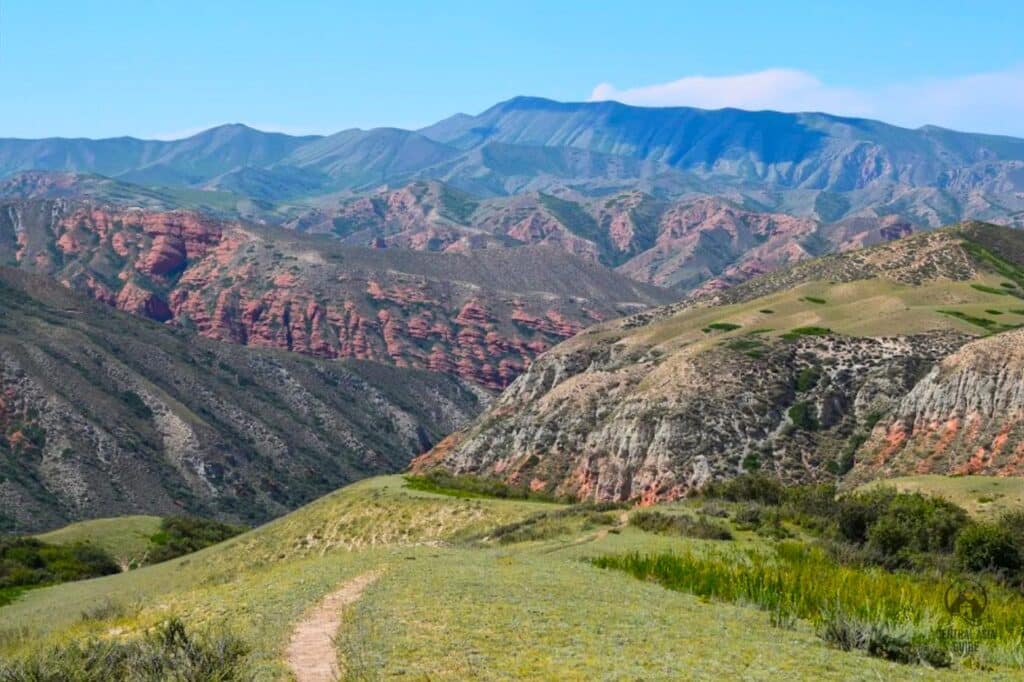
[3,474,1024,679]
[858,476,1024,519]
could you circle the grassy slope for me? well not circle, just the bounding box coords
[34,516,162,568]
[623,275,1018,351]
[858,476,1024,519]
[1,476,1006,680]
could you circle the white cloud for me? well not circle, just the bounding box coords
[589,66,1024,136]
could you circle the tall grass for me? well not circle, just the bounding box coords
[592,543,1024,668]
[0,618,250,681]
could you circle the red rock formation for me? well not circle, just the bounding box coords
[5,199,667,388]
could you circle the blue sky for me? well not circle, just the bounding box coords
[3,1,1024,139]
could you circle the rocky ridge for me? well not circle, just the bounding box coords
[0,198,673,389]
[417,223,1024,501]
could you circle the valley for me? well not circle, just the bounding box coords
[2,83,1024,680]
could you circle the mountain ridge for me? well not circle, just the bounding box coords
[0,266,487,533]
[2,97,1023,217]
[416,222,1024,501]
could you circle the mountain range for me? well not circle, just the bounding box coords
[3,97,1024,226]
[4,96,1024,527]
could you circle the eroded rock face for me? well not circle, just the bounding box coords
[854,329,1024,480]
[418,224,1024,500]
[416,331,969,502]
[0,199,672,388]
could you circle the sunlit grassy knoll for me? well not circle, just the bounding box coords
[0,476,546,679]
[858,475,1024,519]
[34,515,162,569]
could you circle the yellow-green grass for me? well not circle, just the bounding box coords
[4,475,1022,679]
[632,275,1022,351]
[338,526,995,680]
[34,515,163,569]
[858,475,1024,519]
[1,476,548,679]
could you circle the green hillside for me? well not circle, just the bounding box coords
[34,516,162,570]
[3,475,1023,679]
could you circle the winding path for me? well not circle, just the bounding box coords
[286,570,382,682]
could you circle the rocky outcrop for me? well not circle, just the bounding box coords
[417,331,967,502]
[418,224,1024,501]
[854,329,1024,480]
[0,198,674,389]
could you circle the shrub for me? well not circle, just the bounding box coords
[731,504,765,530]
[996,510,1024,546]
[740,453,760,471]
[630,510,733,541]
[403,471,567,503]
[955,523,1022,575]
[0,538,119,598]
[787,401,819,430]
[834,489,891,545]
[782,483,837,519]
[782,326,832,340]
[816,607,950,667]
[704,322,742,332]
[701,474,785,506]
[145,517,247,565]
[795,365,822,392]
[863,493,968,565]
[834,489,969,566]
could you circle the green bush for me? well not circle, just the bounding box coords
[795,365,822,391]
[782,326,832,340]
[955,523,1022,575]
[630,510,733,541]
[145,517,247,565]
[702,474,786,506]
[704,322,742,332]
[787,401,819,430]
[0,537,119,601]
[816,607,950,667]
[862,493,968,566]
[404,471,568,503]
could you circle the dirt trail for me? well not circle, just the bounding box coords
[540,511,630,555]
[286,570,382,682]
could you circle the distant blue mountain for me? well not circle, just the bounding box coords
[2,98,1024,215]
